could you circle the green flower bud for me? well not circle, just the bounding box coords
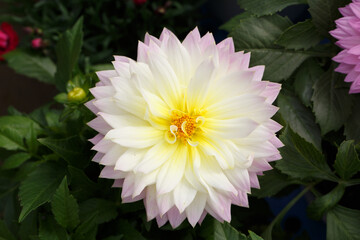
[67,87,86,103]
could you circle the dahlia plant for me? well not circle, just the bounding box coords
[1,0,360,240]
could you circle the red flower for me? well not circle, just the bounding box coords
[133,0,147,6]
[0,22,19,61]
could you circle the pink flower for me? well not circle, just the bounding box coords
[86,27,282,228]
[31,38,43,49]
[330,0,360,93]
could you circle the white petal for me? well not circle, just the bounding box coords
[204,117,259,139]
[105,126,163,148]
[100,145,127,166]
[186,58,214,113]
[157,192,174,216]
[156,146,187,194]
[147,52,181,109]
[87,116,112,135]
[135,141,178,173]
[173,179,197,213]
[162,33,192,85]
[99,112,148,129]
[145,185,159,220]
[114,148,147,171]
[93,97,124,115]
[133,170,158,197]
[185,193,207,227]
[197,152,237,194]
[140,88,170,119]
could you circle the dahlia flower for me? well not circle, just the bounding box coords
[330,0,360,93]
[86,27,282,228]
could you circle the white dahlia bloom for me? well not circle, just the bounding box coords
[86,27,283,228]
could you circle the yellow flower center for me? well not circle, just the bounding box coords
[165,110,204,146]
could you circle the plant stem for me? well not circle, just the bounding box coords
[262,185,313,240]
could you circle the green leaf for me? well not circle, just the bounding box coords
[55,17,84,91]
[0,116,42,151]
[79,198,117,224]
[275,20,323,50]
[327,205,360,240]
[68,166,99,200]
[334,141,360,180]
[219,12,253,32]
[252,169,294,198]
[307,184,345,220]
[214,221,240,240]
[0,220,17,240]
[248,230,263,240]
[237,0,307,16]
[293,59,324,107]
[2,152,31,169]
[117,219,146,240]
[276,127,336,181]
[344,97,360,143]
[38,136,89,168]
[18,162,66,222]
[308,0,349,36]
[0,133,25,151]
[51,176,80,230]
[277,92,322,151]
[3,50,56,84]
[39,217,69,240]
[73,212,97,240]
[230,15,310,82]
[312,69,353,135]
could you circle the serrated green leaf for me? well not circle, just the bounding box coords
[2,152,31,169]
[312,69,353,135]
[307,184,345,220]
[327,205,360,240]
[230,15,310,82]
[39,217,69,240]
[51,176,80,230]
[79,198,117,224]
[55,17,84,91]
[251,169,294,198]
[237,0,307,16]
[334,141,360,180]
[276,127,336,181]
[308,0,349,36]
[219,12,253,32]
[0,220,17,240]
[3,50,56,84]
[277,92,322,151]
[293,59,324,107]
[275,20,323,50]
[18,162,66,222]
[214,221,239,240]
[38,136,89,168]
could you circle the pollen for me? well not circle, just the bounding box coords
[165,110,204,146]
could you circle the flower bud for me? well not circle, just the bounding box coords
[31,38,43,49]
[67,87,86,102]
